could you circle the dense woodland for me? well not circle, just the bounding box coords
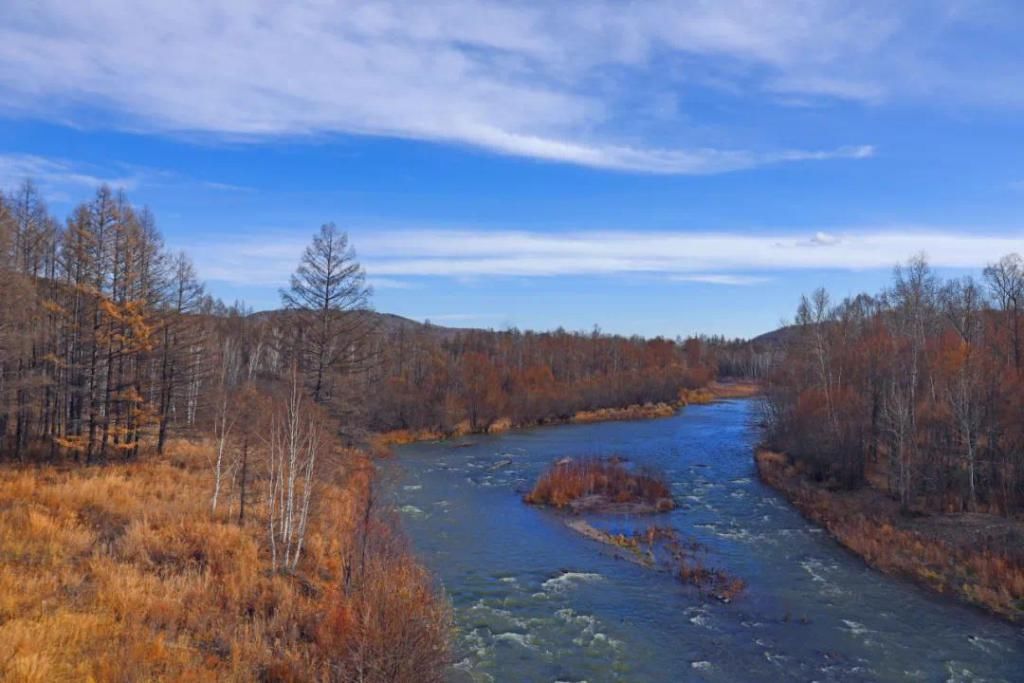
[364,325,716,434]
[765,255,1024,516]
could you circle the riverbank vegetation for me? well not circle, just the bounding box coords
[565,521,745,602]
[0,182,457,680]
[0,438,452,680]
[0,180,742,467]
[762,253,1024,620]
[366,327,722,438]
[525,457,675,513]
[756,450,1024,621]
[0,180,752,678]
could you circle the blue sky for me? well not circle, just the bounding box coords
[2,1,1023,338]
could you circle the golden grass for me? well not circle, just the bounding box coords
[372,429,446,448]
[681,381,762,406]
[571,402,677,424]
[0,440,451,682]
[525,457,675,512]
[756,449,1024,622]
[706,381,762,399]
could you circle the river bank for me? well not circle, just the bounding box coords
[0,440,451,680]
[755,449,1024,623]
[390,399,1024,681]
[373,380,761,448]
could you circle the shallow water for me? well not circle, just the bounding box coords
[386,400,1024,682]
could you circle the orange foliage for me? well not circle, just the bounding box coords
[525,457,675,512]
[756,449,1024,622]
[572,402,676,423]
[0,440,451,681]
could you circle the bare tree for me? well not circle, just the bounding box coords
[281,223,374,406]
[265,368,329,571]
[942,277,986,510]
[883,254,937,509]
[984,253,1023,373]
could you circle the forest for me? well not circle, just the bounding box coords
[0,180,726,679]
[764,254,1024,516]
[0,181,723,461]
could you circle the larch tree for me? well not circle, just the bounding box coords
[281,223,374,406]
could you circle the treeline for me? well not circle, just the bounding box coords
[363,327,716,434]
[765,255,1024,515]
[0,180,724,461]
[0,181,455,680]
[0,181,215,461]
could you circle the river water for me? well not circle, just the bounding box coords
[386,399,1024,682]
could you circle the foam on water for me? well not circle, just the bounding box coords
[542,571,603,592]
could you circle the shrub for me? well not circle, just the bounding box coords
[525,457,674,512]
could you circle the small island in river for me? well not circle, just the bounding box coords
[523,457,676,514]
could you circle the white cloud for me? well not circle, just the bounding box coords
[184,227,1024,285]
[0,1,960,173]
[810,231,841,246]
[670,274,772,285]
[0,154,140,194]
[367,277,419,290]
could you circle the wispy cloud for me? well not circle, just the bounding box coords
[367,277,419,290]
[0,154,140,195]
[670,274,772,286]
[184,227,1024,286]
[0,153,270,201]
[201,181,253,193]
[0,1,950,173]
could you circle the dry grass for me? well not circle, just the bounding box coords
[756,449,1024,622]
[572,402,677,424]
[371,429,446,448]
[563,521,745,602]
[706,381,762,399]
[681,381,762,405]
[0,440,451,682]
[525,457,675,513]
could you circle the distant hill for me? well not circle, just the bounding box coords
[248,308,482,341]
[749,325,800,349]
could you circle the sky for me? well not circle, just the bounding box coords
[1,1,1023,339]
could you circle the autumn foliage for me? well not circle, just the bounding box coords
[366,327,718,437]
[0,440,451,681]
[764,255,1024,514]
[756,449,1024,621]
[525,457,675,512]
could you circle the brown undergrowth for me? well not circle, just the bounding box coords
[373,380,762,449]
[524,457,675,513]
[571,402,677,424]
[756,449,1024,622]
[0,441,451,682]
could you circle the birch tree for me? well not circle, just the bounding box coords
[265,369,329,571]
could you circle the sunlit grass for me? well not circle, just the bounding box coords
[0,440,451,681]
[525,457,675,512]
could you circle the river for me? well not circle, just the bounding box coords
[385,399,1024,682]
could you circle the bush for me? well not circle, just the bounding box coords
[525,457,674,512]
